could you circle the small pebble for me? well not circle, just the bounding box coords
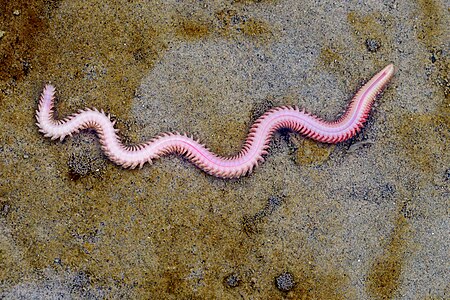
[224,274,240,288]
[0,31,5,39]
[0,196,10,217]
[13,10,20,16]
[267,196,282,210]
[365,38,381,52]
[275,272,295,292]
[430,52,437,63]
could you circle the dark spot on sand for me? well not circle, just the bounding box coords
[224,273,240,288]
[366,38,381,52]
[275,272,295,292]
[242,196,283,235]
[0,197,11,217]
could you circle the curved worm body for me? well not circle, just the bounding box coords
[36,64,394,178]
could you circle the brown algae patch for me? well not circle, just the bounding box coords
[347,11,394,55]
[318,43,362,86]
[2,138,355,299]
[366,212,412,300]
[290,136,334,166]
[215,8,274,41]
[415,0,447,51]
[319,45,345,75]
[242,196,283,235]
[293,266,350,300]
[393,109,449,175]
[33,1,168,120]
[232,0,278,4]
[264,247,354,299]
[0,0,59,82]
[427,49,450,99]
[346,11,395,69]
[414,0,449,98]
[0,0,417,298]
[0,196,27,284]
[204,118,250,155]
[240,18,272,39]
[174,17,211,41]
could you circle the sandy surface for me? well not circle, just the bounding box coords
[0,0,448,299]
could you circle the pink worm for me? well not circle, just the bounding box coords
[36,64,395,178]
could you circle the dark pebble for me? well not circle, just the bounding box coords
[275,272,295,292]
[224,274,240,288]
[366,38,381,52]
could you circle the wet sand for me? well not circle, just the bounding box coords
[0,1,448,299]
